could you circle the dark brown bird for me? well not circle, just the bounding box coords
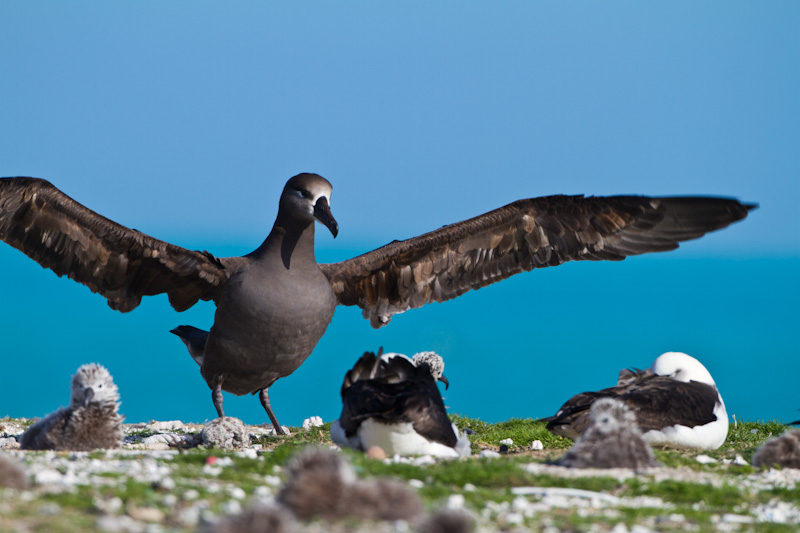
[0,174,755,432]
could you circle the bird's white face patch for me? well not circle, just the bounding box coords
[282,179,333,222]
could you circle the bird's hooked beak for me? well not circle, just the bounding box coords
[83,387,95,406]
[438,375,450,390]
[314,196,339,238]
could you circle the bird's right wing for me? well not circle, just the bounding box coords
[0,177,248,312]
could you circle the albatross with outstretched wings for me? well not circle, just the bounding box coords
[0,174,756,432]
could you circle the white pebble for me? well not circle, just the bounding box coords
[504,512,524,525]
[412,455,436,466]
[156,477,176,491]
[302,416,324,430]
[227,486,247,500]
[183,489,200,501]
[148,420,185,432]
[222,500,242,515]
[500,438,514,446]
[695,454,718,464]
[463,483,476,492]
[202,464,223,476]
[254,486,273,499]
[447,494,465,509]
[480,450,501,459]
[611,523,629,533]
[263,475,282,487]
[408,479,425,489]
[530,440,544,451]
[235,449,258,459]
[34,469,63,485]
[0,437,19,449]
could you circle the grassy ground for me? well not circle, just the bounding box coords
[0,416,797,532]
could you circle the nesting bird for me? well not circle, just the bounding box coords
[207,504,298,533]
[0,453,28,489]
[546,352,728,450]
[417,509,475,533]
[752,429,800,469]
[331,349,470,458]
[277,446,424,522]
[1,175,754,430]
[558,398,658,469]
[19,363,124,451]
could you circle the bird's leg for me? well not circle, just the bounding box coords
[258,388,285,435]
[212,374,225,418]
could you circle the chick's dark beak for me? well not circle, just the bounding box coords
[314,196,338,238]
[83,387,95,406]
[438,375,450,390]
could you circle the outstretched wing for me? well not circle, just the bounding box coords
[0,177,248,312]
[321,194,755,327]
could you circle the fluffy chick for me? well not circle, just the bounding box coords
[20,363,124,451]
[752,429,800,469]
[206,504,297,533]
[0,453,28,489]
[278,446,423,522]
[417,509,475,533]
[559,398,658,469]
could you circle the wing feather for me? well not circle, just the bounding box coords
[321,194,755,327]
[0,177,247,312]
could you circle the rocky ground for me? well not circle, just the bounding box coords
[1,416,799,532]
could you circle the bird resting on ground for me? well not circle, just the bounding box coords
[0,174,755,432]
[546,352,728,449]
[331,348,470,457]
[19,363,124,451]
[558,397,659,469]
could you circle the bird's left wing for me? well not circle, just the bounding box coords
[320,194,755,328]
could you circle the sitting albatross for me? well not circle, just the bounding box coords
[545,352,728,449]
[0,174,755,433]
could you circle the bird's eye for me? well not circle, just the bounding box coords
[294,187,312,199]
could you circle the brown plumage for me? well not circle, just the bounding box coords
[1,176,755,428]
[1,177,754,324]
[546,352,728,450]
[417,509,475,533]
[0,453,28,489]
[278,446,423,522]
[558,398,658,469]
[321,194,756,327]
[206,504,298,533]
[19,363,124,451]
[752,429,800,469]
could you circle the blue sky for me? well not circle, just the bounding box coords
[2,3,797,253]
[1,3,798,425]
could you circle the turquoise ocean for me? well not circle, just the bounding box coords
[1,242,798,427]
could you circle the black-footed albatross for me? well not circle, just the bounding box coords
[0,173,756,433]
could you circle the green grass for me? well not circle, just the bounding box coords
[1,416,798,532]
